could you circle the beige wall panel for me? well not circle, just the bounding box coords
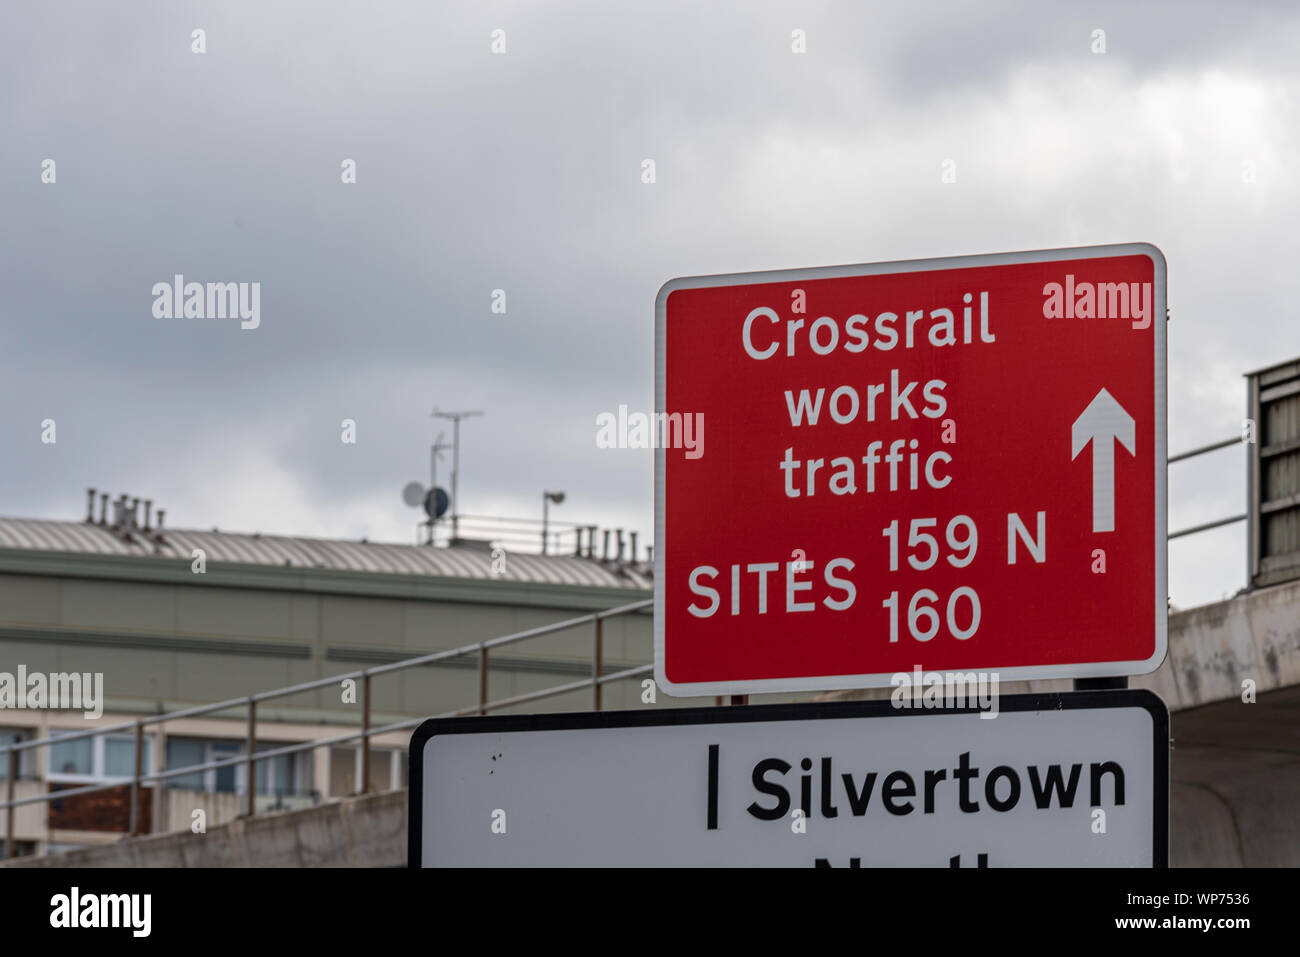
[0,640,61,674]
[288,594,322,645]
[60,579,177,633]
[320,595,404,648]
[175,586,293,640]
[394,665,477,718]
[0,575,61,626]
[399,601,518,651]
[172,651,298,703]
[54,644,177,703]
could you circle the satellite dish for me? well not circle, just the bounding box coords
[402,482,426,507]
[425,487,450,519]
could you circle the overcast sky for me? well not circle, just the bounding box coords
[2,1,1296,609]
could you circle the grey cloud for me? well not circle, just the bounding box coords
[2,0,1298,607]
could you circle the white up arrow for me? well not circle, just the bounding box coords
[1071,388,1136,533]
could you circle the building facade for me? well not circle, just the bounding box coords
[0,512,683,856]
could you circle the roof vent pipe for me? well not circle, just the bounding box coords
[587,526,597,559]
[86,488,96,522]
[99,493,108,525]
[573,526,583,557]
[616,529,625,563]
[630,531,639,564]
[156,509,165,534]
[143,500,153,531]
[601,529,611,561]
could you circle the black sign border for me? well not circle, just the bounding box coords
[408,689,1169,868]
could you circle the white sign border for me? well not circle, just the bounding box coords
[654,243,1168,697]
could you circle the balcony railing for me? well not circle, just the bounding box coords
[1,597,652,858]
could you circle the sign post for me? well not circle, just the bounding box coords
[654,244,1167,695]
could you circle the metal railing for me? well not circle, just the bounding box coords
[1168,435,1247,539]
[1,597,652,858]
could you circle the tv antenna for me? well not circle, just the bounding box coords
[431,408,483,542]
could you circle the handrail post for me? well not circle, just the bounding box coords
[129,720,144,836]
[360,672,371,794]
[4,746,14,859]
[592,615,604,711]
[478,644,488,715]
[245,698,257,818]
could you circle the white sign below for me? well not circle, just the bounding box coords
[409,692,1169,868]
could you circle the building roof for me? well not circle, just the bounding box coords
[0,517,652,590]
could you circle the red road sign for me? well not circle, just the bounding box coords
[654,244,1167,696]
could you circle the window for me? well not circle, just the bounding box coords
[329,746,404,797]
[212,741,240,793]
[49,734,93,778]
[48,732,153,783]
[164,738,205,791]
[163,737,312,797]
[104,736,147,777]
[255,743,311,797]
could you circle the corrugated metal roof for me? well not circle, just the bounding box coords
[0,517,652,590]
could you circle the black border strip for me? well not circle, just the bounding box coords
[408,689,1170,868]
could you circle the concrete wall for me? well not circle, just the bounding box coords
[1161,579,1300,707]
[1,789,407,868]
[1168,686,1300,866]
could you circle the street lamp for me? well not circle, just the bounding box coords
[542,490,565,555]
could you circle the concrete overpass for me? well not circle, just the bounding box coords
[7,686,1298,868]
